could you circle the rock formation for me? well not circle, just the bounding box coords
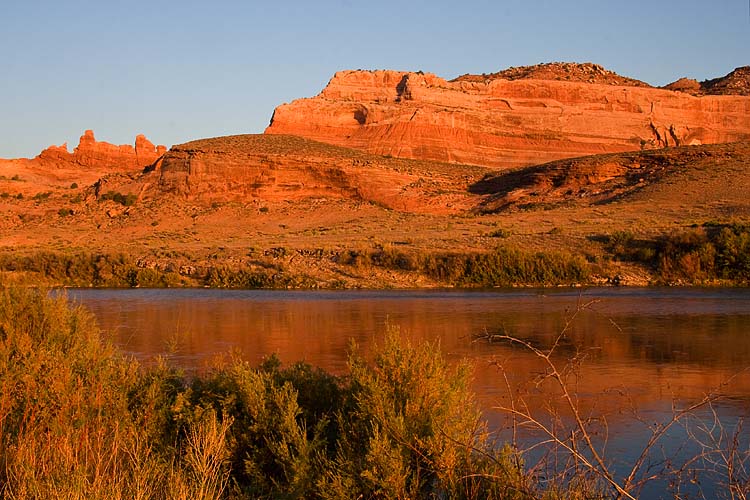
[38,130,166,171]
[265,64,750,169]
[0,130,166,188]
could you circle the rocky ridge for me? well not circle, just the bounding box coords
[265,64,750,169]
[453,62,652,87]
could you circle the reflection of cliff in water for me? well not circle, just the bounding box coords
[70,288,750,420]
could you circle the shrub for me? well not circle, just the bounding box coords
[70,182,78,189]
[606,224,750,284]
[32,191,51,201]
[489,228,512,238]
[57,207,72,217]
[100,190,137,206]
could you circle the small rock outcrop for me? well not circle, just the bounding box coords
[662,78,702,94]
[265,64,750,169]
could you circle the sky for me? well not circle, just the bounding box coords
[0,0,748,158]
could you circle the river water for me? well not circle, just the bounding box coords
[68,287,750,498]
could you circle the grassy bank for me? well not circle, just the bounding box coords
[341,246,589,287]
[0,246,590,289]
[2,285,604,499]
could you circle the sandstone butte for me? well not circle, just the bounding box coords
[0,130,166,186]
[265,63,750,169]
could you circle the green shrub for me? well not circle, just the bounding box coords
[70,182,78,189]
[57,207,72,217]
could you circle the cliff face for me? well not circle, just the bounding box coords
[265,65,750,169]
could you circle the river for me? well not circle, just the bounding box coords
[68,287,750,499]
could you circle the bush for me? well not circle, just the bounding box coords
[488,228,512,238]
[606,224,750,284]
[100,190,137,206]
[32,191,51,201]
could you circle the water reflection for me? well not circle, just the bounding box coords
[68,288,750,407]
[67,288,750,496]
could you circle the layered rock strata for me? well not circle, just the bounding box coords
[266,64,750,168]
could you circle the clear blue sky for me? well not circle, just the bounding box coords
[1,0,748,158]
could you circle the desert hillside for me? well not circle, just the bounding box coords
[1,63,749,288]
[1,127,749,287]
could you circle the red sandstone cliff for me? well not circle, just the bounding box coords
[265,63,750,168]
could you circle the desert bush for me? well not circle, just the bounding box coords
[488,228,512,238]
[100,190,137,206]
[322,331,531,499]
[0,287,149,498]
[32,191,51,201]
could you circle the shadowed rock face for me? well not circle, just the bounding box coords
[472,141,750,213]
[265,64,750,169]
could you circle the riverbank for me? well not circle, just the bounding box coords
[1,223,748,289]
